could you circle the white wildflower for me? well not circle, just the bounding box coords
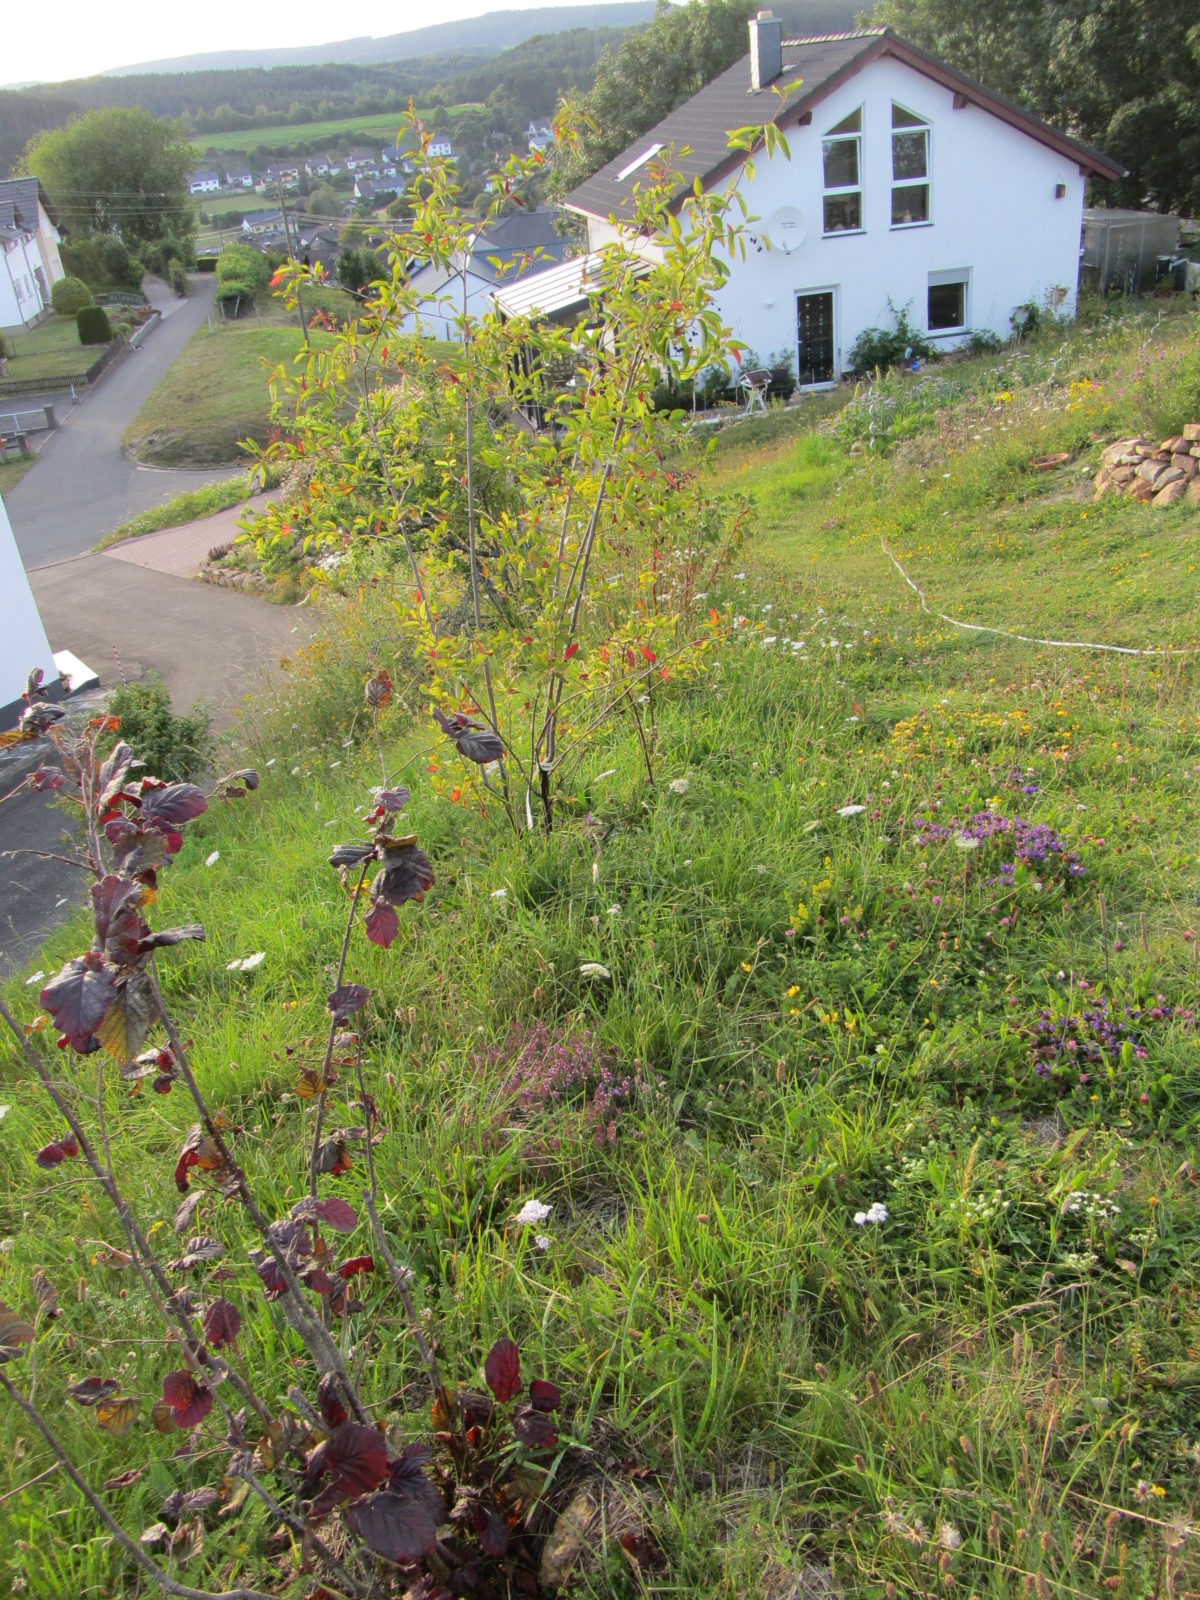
[24,970,44,986]
[0,1106,9,1122]
[853,1202,889,1226]
[606,905,620,916]
[937,1523,962,1551]
[579,962,611,980]
[953,833,980,851]
[668,777,690,794]
[533,1234,551,1252]
[491,888,508,899]
[838,804,866,818]
[205,851,220,867]
[514,1199,552,1227]
[227,952,266,972]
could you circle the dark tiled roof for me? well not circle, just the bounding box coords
[469,208,571,285]
[566,28,1122,223]
[0,176,49,233]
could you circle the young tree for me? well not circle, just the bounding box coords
[256,111,767,834]
[23,107,196,250]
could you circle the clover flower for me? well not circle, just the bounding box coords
[853,1201,888,1226]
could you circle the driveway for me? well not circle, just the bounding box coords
[5,275,237,567]
[1,503,319,977]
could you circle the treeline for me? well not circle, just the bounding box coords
[0,30,618,176]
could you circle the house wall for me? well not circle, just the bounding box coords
[35,208,63,289]
[394,261,497,342]
[586,55,1086,383]
[0,492,58,719]
[1,233,48,326]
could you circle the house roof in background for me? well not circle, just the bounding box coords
[566,28,1123,224]
[468,208,571,285]
[0,176,56,233]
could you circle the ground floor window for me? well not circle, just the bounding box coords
[928,269,969,333]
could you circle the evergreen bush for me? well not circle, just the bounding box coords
[76,303,113,344]
[51,275,93,316]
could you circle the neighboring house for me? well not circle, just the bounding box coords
[0,177,64,328]
[189,170,221,195]
[565,19,1122,386]
[396,208,571,341]
[241,209,284,238]
[527,122,554,154]
[345,148,376,171]
[428,138,453,160]
[226,168,254,190]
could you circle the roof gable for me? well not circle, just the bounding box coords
[566,29,1122,223]
[0,176,53,233]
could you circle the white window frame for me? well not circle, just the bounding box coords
[822,108,863,237]
[927,268,970,335]
[891,103,931,228]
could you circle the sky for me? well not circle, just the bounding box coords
[5,0,615,88]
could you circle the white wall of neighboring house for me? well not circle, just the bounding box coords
[583,55,1086,383]
[0,493,57,717]
[393,259,495,341]
[710,56,1084,378]
[35,207,63,288]
[0,231,48,326]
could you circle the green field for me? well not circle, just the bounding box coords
[190,102,484,158]
[5,300,1200,1598]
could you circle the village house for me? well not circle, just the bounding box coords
[396,208,571,341]
[428,137,454,160]
[564,18,1122,386]
[225,167,254,190]
[0,177,65,328]
[189,169,222,195]
[526,121,555,154]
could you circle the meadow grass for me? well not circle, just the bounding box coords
[189,104,485,159]
[2,299,1200,1598]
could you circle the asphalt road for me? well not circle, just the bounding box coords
[6,276,235,567]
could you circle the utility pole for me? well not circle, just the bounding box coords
[277,179,310,347]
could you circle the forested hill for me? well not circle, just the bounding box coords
[102,3,659,74]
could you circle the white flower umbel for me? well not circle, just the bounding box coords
[227,952,266,972]
[514,1199,552,1227]
[533,1234,551,1252]
[838,804,866,818]
[579,962,611,980]
[668,777,690,794]
[853,1202,889,1226]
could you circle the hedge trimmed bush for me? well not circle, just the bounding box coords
[51,275,93,316]
[76,304,113,345]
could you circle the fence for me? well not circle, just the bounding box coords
[0,404,57,434]
[0,334,126,399]
[96,291,146,308]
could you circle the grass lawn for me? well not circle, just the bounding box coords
[191,103,484,158]
[1,313,97,381]
[0,455,36,494]
[122,317,320,467]
[3,299,1200,1598]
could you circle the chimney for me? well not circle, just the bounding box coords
[749,10,783,91]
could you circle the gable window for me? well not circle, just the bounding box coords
[891,103,930,225]
[928,269,969,333]
[822,108,862,234]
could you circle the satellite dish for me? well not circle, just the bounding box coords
[765,206,806,254]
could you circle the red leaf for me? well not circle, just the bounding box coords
[327,985,371,1023]
[66,1376,121,1406]
[141,784,207,828]
[529,1378,561,1413]
[484,1336,521,1404]
[641,647,656,663]
[512,1404,557,1449]
[472,1502,510,1557]
[309,1422,388,1500]
[317,1373,348,1429]
[317,1197,357,1234]
[35,1134,79,1169]
[343,1490,438,1564]
[364,901,399,949]
[41,955,116,1052]
[161,1370,213,1430]
[337,1255,374,1280]
[202,1299,241,1348]
[563,642,579,661]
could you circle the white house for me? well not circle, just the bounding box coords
[225,168,254,190]
[0,178,65,328]
[395,209,571,342]
[428,138,453,160]
[565,20,1122,385]
[527,122,554,154]
[189,169,221,195]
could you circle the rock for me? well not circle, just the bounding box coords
[1153,479,1186,507]
[1101,436,1142,468]
[1183,423,1200,442]
[1138,461,1168,486]
[1187,479,1200,506]
[1172,453,1197,479]
[1130,478,1155,502]
[1093,467,1112,496]
[1161,436,1185,452]
[538,1487,600,1590]
[1156,466,1185,488]
[1111,464,1136,484]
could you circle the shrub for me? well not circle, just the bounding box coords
[215,241,269,313]
[168,259,188,297]
[101,674,214,781]
[76,303,112,344]
[0,331,8,361]
[846,300,935,375]
[51,275,93,316]
[100,235,131,284]
[961,329,1004,356]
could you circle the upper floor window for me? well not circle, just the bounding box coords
[823,108,862,234]
[891,103,930,225]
